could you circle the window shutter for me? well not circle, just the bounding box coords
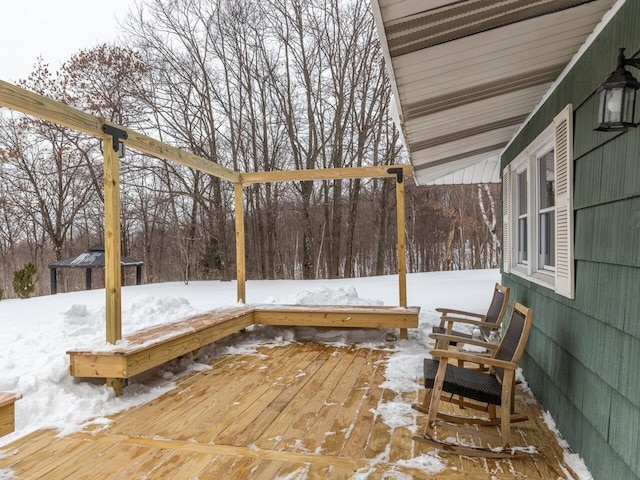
[553,104,575,299]
[502,165,511,274]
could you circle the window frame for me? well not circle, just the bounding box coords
[503,104,574,299]
[509,123,556,287]
[536,150,556,272]
[516,166,529,266]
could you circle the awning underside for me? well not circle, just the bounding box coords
[372,0,618,185]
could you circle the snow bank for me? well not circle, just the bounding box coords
[0,270,499,447]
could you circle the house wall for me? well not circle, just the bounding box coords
[501,2,640,479]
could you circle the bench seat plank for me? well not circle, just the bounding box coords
[67,306,255,378]
[69,305,254,355]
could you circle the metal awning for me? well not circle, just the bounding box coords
[370,0,620,185]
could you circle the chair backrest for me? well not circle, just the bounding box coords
[480,284,510,340]
[492,302,533,382]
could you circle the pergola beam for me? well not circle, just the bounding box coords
[0,80,239,183]
[239,165,413,184]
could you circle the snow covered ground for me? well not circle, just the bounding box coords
[0,269,592,478]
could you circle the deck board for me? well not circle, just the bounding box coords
[1,342,582,479]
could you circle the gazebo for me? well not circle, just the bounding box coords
[48,245,143,295]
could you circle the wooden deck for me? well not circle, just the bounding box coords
[1,342,580,479]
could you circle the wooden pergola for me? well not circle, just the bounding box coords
[0,79,412,348]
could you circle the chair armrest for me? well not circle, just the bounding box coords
[429,333,499,351]
[439,316,496,328]
[436,308,485,318]
[436,311,487,329]
[429,349,518,371]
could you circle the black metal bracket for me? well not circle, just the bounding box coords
[618,48,640,70]
[102,124,128,154]
[387,167,404,184]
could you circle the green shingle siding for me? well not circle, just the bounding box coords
[617,334,640,407]
[504,262,639,477]
[574,134,640,209]
[500,3,640,478]
[518,318,638,480]
[575,198,640,267]
[610,394,640,473]
[579,419,636,480]
[575,134,640,208]
[575,262,640,336]
[574,147,604,210]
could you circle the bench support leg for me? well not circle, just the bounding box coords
[107,378,123,397]
[0,403,16,437]
[400,328,408,340]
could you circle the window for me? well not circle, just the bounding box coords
[503,105,574,299]
[537,150,555,270]
[517,169,528,264]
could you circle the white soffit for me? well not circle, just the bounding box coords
[371,0,619,185]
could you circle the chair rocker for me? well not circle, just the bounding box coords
[413,302,534,458]
[430,283,510,350]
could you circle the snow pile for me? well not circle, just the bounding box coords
[280,285,383,306]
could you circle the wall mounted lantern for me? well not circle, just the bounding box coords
[595,48,640,132]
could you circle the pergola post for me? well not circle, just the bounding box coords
[235,183,246,303]
[393,170,408,339]
[103,136,123,395]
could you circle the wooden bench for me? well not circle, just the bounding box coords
[252,304,419,329]
[67,304,419,395]
[0,392,21,437]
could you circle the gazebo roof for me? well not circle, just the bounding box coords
[48,245,143,269]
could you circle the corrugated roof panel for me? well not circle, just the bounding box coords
[372,0,619,185]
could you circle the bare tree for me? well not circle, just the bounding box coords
[0,61,99,263]
[125,0,236,280]
[0,0,502,297]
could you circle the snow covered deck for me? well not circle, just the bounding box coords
[3,343,579,478]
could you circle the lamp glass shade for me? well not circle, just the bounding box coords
[595,66,640,131]
[624,86,637,124]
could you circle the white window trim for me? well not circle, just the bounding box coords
[503,105,575,299]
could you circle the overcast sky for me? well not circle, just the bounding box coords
[0,0,135,82]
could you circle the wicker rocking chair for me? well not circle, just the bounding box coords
[414,302,534,458]
[431,283,510,350]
